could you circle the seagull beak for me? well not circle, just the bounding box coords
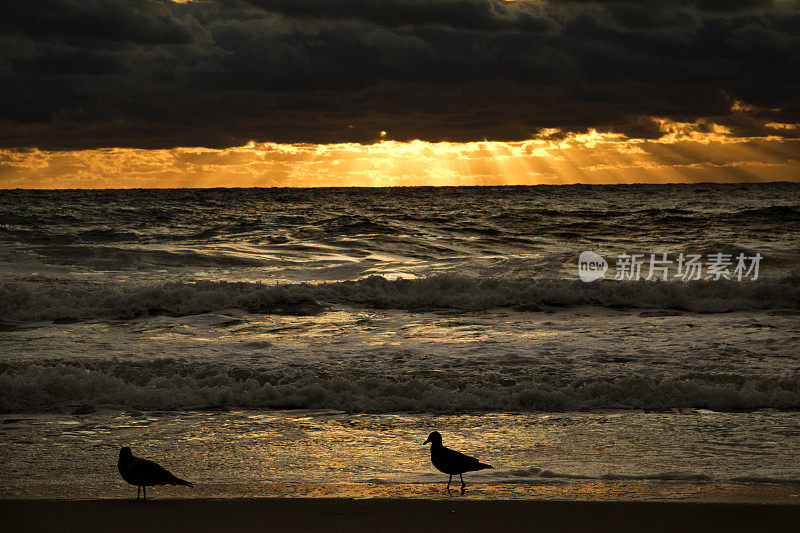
[422,438,430,445]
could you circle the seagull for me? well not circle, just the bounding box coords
[118,447,193,501]
[422,431,492,494]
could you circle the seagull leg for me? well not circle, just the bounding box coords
[143,486,146,502]
[460,474,466,495]
[446,475,452,494]
[136,486,140,501]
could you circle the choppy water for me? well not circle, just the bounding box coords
[2,184,799,283]
[1,184,799,500]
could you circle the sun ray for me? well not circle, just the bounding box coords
[2,122,799,189]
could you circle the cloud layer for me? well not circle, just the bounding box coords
[3,119,798,188]
[1,0,799,149]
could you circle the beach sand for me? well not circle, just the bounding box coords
[3,499,800,533]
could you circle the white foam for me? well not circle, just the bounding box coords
[1,275,798,323]
[2,359,799,413]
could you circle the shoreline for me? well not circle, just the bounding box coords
[3,498,800,532]
[3,480,800,503]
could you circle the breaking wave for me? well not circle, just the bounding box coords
[1,274,799,323]
[2,358,800,413]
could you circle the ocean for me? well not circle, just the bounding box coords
[1,183,800,501]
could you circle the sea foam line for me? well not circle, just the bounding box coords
[1,274,799,323]
[2,359,799,413]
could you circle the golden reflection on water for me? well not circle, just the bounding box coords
[143,308,562,349]
[5,410,800,504]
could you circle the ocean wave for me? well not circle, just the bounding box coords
[317,215,401,235]
[506,467,713,482]
[504,467,800,485]
[732,205,800,222]
[1,274,799,323]
[2,359,799,414]
[22,245,270,269]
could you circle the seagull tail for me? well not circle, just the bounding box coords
[476,462,493,470]
[168,474,194,487]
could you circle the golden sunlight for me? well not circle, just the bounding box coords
[1,119,799,189]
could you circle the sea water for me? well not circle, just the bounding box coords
[1,184,799,500]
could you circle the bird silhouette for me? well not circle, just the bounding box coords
[423,431,492,494]
[118,447,193,501]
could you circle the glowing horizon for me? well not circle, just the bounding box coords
[2,116,798,189]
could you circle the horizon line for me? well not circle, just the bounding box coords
[2,180,798,192]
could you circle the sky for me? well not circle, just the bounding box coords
[1,0,799,187]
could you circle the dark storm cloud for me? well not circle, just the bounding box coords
[0,0,798,148]
[1,0,202,44]
[242,0,555,32]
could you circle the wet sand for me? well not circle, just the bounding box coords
[3,498,800,533]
